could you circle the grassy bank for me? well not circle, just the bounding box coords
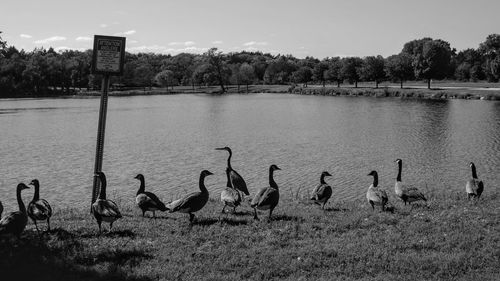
[1,189,499,281]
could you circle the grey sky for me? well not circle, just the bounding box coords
[2,0,500,58]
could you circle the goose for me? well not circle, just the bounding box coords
[91,172,122,233]
[0,200,3,218]
[466,162,484,200]
[134,174,167,218]
[394,159,427,205]
[215,147,250,196]
[251,164,281,220]
[366,171,388,211]
[0,183,30,239]
[27,179,53,234]
[220,167,242,213]
[310,171,333,209]
[166,170,213,222]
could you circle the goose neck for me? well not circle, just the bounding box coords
[98,175,107,200]
[199,174,208,193]
[396,161,402,182]
[471,165,478,179]
[269,168,278,189]
[137,177,145,195]
[17,186,27,214]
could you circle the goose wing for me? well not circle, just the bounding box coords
[466,179,477,195]
[166,191,201,213]
[253,187,279,209]
[221,188,241,205]
[314,184,332,201]
[477,181,484,197]
[367,186,387,204]
[93,199,122,218]
[0,211,27,235]
[404,186,427,201]
[251,187,268,207]
[28,199,52,220]
[137,192,167,211]
[229,170,249,195]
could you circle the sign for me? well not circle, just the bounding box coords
[91,35,126,75]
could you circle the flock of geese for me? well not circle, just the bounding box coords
[0,146,486,237]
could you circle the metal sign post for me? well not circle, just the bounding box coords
[90,35,125,212]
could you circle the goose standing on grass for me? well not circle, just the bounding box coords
[166,170,213,222]
[394,159,427,206]
[466,162,484,200]
[310,171,333,209]
[251,164,281,220]
[0,183,30,239]
[366,171,388,211]
[215,147,250,197]
[27,179,53,234]
[220,167,242,213]
[134,174,167,218]
[92,172,122,233]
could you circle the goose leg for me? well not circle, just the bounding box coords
[97,221,102,234]
[33,220,40,236]
[253,208,259,220]
[233,206,237,213]
[189,213,195,223]
[369,201,374,210]
[109,222,114,233]
[153,211,156,219]
[221,205,226,214]
[47,218,51,232]
[268,208,274,221]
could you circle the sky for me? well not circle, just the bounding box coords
[2,0,500,59]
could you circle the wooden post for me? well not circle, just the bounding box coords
[91,75,110,212]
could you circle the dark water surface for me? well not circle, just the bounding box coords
[1,94,499,210]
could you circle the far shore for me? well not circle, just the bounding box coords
[2,81,500,100]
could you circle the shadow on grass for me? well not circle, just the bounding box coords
[76,248,153,266]
[78,229,136,239]
[0,231,152,281]
[218,217,249,226]
[323,207,350,212]
[271,214,304,222]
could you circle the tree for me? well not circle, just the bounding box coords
[312,60,329,87]
[155,70,177,90]
[292,66,313,87]
[239,63,255,93]
[341,57,363,88]
[205,48,229,93]
[385,53,413,88]
[324,57,343,87]
[478,34,500,81]
[402,38,452,89]
[360,56,385,88]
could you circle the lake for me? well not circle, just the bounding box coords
[1,94,499,210]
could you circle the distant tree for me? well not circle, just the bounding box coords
[478,34,500,81]
[0,31,7,57]
[341,57,363,87]
[324,57,343,87]
[402,38,452,88]
[155,70,177,90]
[313,60,329,87]
[385,53,413,88]
[292,66,313,87]
[229,63,242,92]
[205,48,229,93]
[454,48,484,81]
[264,56,298,84]
[239,63,255,93]
[360,56,385,88]
[134,62,155,89]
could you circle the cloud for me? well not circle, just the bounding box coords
[113,30,136,36]
[20,34,32,39]
[75,36,92,42]
[168,41,196,46]
[128,40,138,44]
[128,45,208,54]
[100,24,108,28]
[34,36,67,44]
[243,41,268,46]
[212,40,223,45]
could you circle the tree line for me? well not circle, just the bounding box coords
[1,31,500,97]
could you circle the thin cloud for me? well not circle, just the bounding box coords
[243,41,268,46]
[169,41,196,46]
[212,40,223,45]
[128,45,208,54]
[75,36,92,42]
[114,30,136,36]
[100,24,108,28]
[184,41,195,46]
[20,34,32,39]
[34,36,66,44]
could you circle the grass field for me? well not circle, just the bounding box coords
[1,187,499,281]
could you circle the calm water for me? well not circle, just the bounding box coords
[1,94,499,210]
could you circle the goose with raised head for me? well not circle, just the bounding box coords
[215,147,250,196]
[394,159,427,206]
[166,170,213,222]
[466,162,484,200]
[91,172,122,233]
[220,167,242,213]
[251,164,281,220]
[310,171,333,209]
[27,179,53,234]
[0,183,30,239]
[366,171,388,211]
[134,174,167,218]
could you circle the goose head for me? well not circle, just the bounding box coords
[395,159,402,164]
[270,164,281,172]
[28,179,40,187]
[17,183,30,191]
[322,171,332,177]
[367,170,378,177]
[215,146,231,153]
[134,174,144,180]
[201,170,214,177]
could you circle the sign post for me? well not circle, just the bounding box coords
[90,35,125,212]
